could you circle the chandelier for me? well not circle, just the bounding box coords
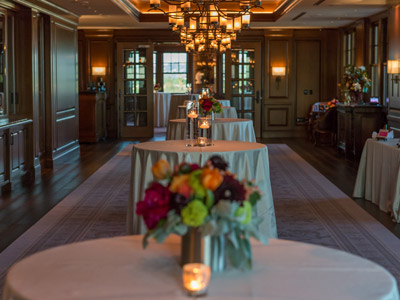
[149,0,263,52]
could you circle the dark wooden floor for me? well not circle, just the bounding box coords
[0,133,398,252]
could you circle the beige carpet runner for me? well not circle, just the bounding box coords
[0,143,399,294]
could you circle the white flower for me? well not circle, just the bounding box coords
[359,66,366,71]
[352,82,361,92]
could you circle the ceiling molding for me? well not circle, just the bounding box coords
[13,0,79,25]
[111,0,140,20]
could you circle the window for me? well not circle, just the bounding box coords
[370,23,379,97]
[343,31,355,66]
[162,52,187,93]
[153,51,157,87]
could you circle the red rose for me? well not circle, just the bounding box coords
[201,99,213,113]
[136,182,171,229]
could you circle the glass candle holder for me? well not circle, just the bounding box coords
[186,101,199,147]
[182,263,211,297]
[198,115,212,146]
[197,137,207,147]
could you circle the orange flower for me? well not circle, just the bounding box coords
[201,168,223,191]
[152,160,171,180]
[169,174,191,198]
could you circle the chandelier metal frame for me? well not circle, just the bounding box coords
[148,0,263,53]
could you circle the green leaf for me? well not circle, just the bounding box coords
[174,223,188,236]
[205,190,215,208]
[227,230,239,249]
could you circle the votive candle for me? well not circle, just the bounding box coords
[182,263,211,296]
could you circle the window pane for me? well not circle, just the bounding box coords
[162,52,188,93]
[163,74,187,93]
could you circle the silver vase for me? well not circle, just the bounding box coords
[181,228,226,272]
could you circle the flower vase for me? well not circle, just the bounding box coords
[198,115,212,147]
[181,228,226,272]
[186,101,199,147]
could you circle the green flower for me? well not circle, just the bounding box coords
[181,200,208,227]
[189,170,206,199]
[234,202,252,225]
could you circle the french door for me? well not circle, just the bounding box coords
[117,43,154,138]
[223,42,262,137]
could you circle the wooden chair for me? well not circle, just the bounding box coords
[312,107,337,146]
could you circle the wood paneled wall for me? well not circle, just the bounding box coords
[1,1,79,170]
[263,29,340,138]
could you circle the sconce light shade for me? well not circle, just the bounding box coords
[272,67,286,76]
[388,60,400,74]
[92,67,106,76]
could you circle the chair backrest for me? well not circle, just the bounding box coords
[317,107,337,131]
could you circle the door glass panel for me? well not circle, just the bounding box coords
[0,14,6,116]
[230,48,256,121]
[122,48,149,128]
[125,96,135,111]
[124,65,135,79]
[136,96,147,110]
[124,81,135,95]
[124,50,135,63]
[124,113,135,126]
[243,96,253,110]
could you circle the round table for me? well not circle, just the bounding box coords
[168,94,199,121]
[128,140,276,238]
[176,106,238,119]
[3,236,399,300]
[154,92,172,127]
[166,118,256,142]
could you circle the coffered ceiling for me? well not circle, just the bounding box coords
[47,0,392,29]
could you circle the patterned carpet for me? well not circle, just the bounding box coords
[1,143,399,294]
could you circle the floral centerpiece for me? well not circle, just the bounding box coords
[338,65,371,104]
[327,98,338,109]
[154,83,162,92]
[136,156,266,270]
[199,96,222,116]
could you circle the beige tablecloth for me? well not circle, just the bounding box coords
[154,92,172,127]
[166,118,256,142]
[3,235,399,300]
[128,140,276,238]
[176,106,238,119]
[353,138,400,222]
[168,94,200,121]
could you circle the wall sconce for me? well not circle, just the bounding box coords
[387,60,400,83]
[92,67,106,92]
[272,67,286,89]
[92,67,106,76]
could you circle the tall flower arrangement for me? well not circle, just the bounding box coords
[199,96,222,116]
[136,156,266,270]
[338,65,371,103]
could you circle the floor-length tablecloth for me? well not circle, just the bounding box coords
[168,94,200,121]
[353,138,400,222]
[176,106,238,119]
[154,92,172,127]
[166,118,256,142]
[3,235,399,300]
[128,140,276,238]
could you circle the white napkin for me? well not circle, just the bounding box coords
[372,131,377,138]
[387,130,394,139]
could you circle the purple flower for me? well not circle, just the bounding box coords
[208,155,228,171]
[213,174,246,203]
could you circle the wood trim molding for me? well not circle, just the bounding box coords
[267,107,289,127]
[12,0,78,25]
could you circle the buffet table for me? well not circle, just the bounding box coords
[154,92,172,127]
[353,138,400,222]
[168,94,200,121]
[176,106,238,119]
[128,140,276,238]
[166,118,256,142]
[3,235,399,300]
